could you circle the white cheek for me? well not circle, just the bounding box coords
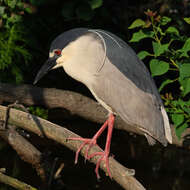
[51,56,65,70]
[56,56,65,64]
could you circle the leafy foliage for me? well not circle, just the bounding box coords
[0,0,31,83]
[28,106,48,119]
[129,10,190,139]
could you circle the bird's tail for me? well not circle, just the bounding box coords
[161,106,172,144]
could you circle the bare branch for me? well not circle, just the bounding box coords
[0,170,38,190]
[0,105,146,190]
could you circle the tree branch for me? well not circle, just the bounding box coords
[0,105,145,190]
[0,170,38,190]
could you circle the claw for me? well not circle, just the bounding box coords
[88,152,112,179]
[67,137,93,163]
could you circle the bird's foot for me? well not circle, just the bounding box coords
[67,137,97,163]
[67,114,114,179]
[88,151,111,179]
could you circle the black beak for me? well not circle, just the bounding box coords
[33,57,57,85]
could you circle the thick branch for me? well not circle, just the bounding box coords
[0,82,106,124]
[0,105,145,190]
[0,82,188,147]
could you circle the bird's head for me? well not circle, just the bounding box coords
[33,28,105,85]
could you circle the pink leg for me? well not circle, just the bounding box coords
[67,114,115,178]
[88,114,115,178]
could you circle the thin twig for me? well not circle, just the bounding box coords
[47,157,58,189]
[0,171,38,190]
[54,163,65,179]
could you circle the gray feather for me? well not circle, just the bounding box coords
[88,29,168,146]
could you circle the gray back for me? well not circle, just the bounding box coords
[90,29,162,102]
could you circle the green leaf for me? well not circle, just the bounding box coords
[129,30,153,42]
[89,0,102,9]
[24,7,32,14]
[183,106,190,115]
[179,63,190,80]
[0,6,5,16]
[171,100,183,108]
[160,16,171,25]
[128,19,146,29]
[7,0,17,9]
[186,99,190,106]
[159,79,174,92]
[76,3,94,21]
[166,26,179,36]
[28,106,48,119]
[157,27,165,36]
[137,51,150,60]
[179,77,190,97]
[152,42,169,57]
[177,99,186,107]
[179,38,190,58]
[2,13,7,19]
[17,2,24,9]
[175,123,188,140]
[150,59,169,77]
[7,15,22,24]
[171,114,184,127]
[184,17,190,24]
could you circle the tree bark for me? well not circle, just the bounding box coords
[0,105,145,190]
[0,170,38,190]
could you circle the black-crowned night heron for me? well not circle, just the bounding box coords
[34,28,172,178]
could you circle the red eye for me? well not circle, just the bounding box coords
[54,49,61,56]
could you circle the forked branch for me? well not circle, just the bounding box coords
[0,105,145,190]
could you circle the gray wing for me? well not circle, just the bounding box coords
[89,29,169,146]
[91,29,162,99]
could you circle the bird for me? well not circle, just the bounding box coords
[34,28,172,179]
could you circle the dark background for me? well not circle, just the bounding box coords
[0,0,190,189]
